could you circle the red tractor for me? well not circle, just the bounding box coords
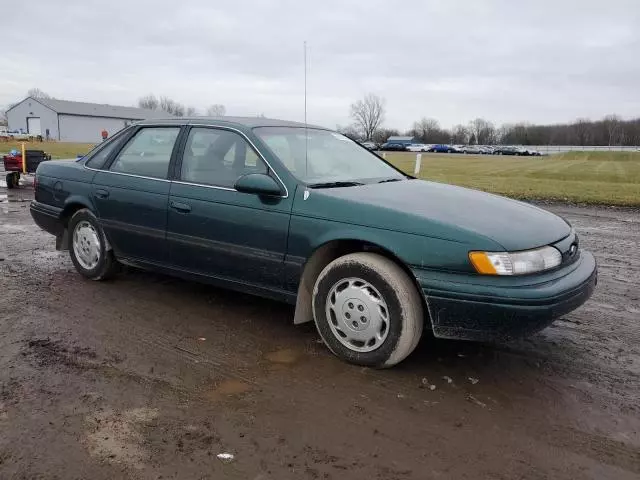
[2,149,51,188]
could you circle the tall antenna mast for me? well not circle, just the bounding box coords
[304,40,308,177]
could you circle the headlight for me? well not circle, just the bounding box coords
[469,246,562,275]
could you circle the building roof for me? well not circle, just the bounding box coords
[18,97,169,120]
[387,136,414,141]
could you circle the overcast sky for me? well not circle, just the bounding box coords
[1,0,639,130]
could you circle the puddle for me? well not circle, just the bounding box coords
[265,348,300,365]
[206,378,252,401]
[0,191,31,213]
[213,379,252,396]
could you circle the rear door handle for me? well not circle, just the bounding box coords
[94,188,110,199]
[170,201,192,213]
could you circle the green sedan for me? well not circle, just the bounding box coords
[30,117,597,367]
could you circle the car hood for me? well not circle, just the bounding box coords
[296,179,571,251]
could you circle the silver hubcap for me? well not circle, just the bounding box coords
[73,221,101,270]
[325,277,390,352]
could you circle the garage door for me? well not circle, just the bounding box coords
[27,117,41,136]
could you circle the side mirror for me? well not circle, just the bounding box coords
[234,173,283,197]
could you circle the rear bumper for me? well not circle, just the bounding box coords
[413,251,597,341]
[30,200,62,237]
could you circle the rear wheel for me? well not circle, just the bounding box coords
[312,253,424,368]
[68,209,118,280]
[5,172,19,189]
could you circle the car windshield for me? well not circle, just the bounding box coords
[253,127,405,185]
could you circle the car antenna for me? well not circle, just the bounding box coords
[304,40,309,179]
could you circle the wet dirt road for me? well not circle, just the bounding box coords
[1,186,639,479]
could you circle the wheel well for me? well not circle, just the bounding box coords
[56,203,89,250]
[60,203,87,227]
[293,239,425,325]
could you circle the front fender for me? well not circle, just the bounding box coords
[288,215,476,273]
[287,215,473,326]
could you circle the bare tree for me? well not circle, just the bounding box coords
[336,124,361,141]
[411,118,440,142]
[572,118,592,146]
[206,104,226,117]
[372,128,399,145]
[159,96,185,117]
[0,108,7,126]
[451,124,470,144]
[186,106,197,116]
[138,94,159,110]
[27,88,52,100]
[469,118,496,145]
[350,94,385,141]
[603,114,621,146]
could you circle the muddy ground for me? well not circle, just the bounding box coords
[1,183,639,479]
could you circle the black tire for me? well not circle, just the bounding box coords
[68,209,118,281]
[312,253,424,368]
[6,173,15,189]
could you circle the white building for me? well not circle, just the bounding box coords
[6,97,168,142]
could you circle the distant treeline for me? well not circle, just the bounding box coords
[377,116,640,146]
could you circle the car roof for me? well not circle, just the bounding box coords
[136,116,327,130]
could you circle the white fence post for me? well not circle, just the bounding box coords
[414,153,422,176]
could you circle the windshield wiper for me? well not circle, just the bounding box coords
[307,181,364,189]
[378,177,404,183]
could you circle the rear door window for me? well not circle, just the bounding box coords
[109,127,180,179]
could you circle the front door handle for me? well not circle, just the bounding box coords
[94,188,110,199]
[170,201,192,213]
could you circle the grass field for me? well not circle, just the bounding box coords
[1,140,96,159]
[2,141,639,206]
[386,151,640,207]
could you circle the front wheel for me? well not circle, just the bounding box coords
[68,209,118,280]
[312,253,424,368]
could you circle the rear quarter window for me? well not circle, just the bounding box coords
[85,129,131,169]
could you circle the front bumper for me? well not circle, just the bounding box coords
[413,251,597,341]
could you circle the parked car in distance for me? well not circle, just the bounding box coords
[406,143,432,152]
[30,117,597,368]
[5,130,31,140]
[479,146,495,154]
[523,148,542,156]
[494,146,527,156]
[360,141,378,151]
[429,144,455,153]
[379,142,408,151]
[461,145,482,154]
